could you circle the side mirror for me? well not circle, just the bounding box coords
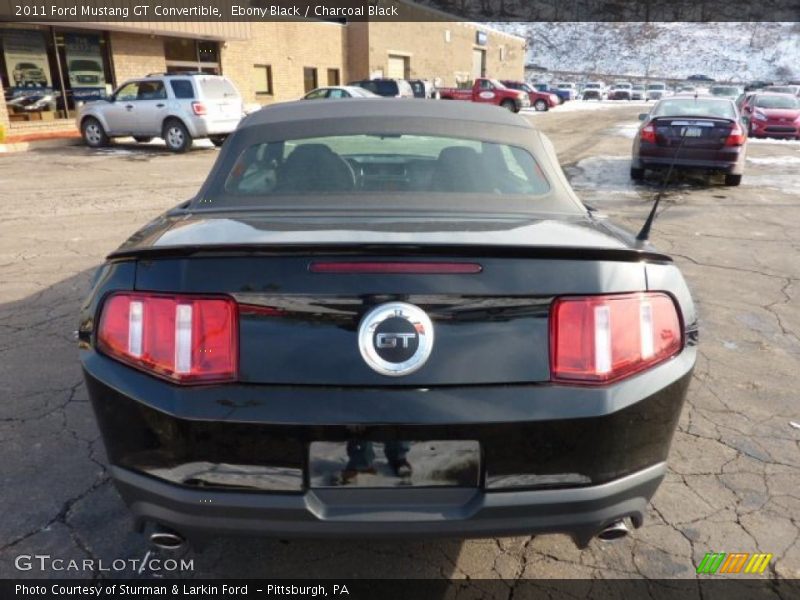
[638,113,648,121]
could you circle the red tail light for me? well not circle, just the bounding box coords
[725,123,746,146]
[192,101,207,116]
[550,292,682,384]
[97,293,237,384]
[640,123,657,144]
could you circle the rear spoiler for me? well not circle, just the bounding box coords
[108,243,673,264]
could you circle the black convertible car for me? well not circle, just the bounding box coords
[79,100,697,550]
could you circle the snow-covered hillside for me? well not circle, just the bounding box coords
[493,22,800,82]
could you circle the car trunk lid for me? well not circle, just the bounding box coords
[651,116,735,150]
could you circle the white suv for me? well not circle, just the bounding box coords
[78,73,243,152]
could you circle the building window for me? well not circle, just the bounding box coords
[164,38,220,75]
[327,68,340,86]
[303,67,317,93]
[254,64,273,95]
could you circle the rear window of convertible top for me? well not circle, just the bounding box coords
[217,134,551,199]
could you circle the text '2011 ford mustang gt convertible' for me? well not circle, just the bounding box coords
[79,99,697,549]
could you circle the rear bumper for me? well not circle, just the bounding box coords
[187,116,241,138]
[111,461,666,547]
[82,343,694,545]
[634,143,746,174]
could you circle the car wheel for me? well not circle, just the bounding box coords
[534,99,548,111]
[163,119,192,153]
[630,167,645,181]
[133,136,153,143]
[724,174,742,186]
[209,135,227,147]
[81,118,109,148]
[500,99,517,112]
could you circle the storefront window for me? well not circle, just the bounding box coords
[0,26,112,123]
[0,28,58,122]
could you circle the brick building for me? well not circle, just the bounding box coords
[0,2,525,142]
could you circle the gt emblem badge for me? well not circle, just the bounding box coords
[358,302,434,376]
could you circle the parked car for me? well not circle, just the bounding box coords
[438,78,530,112]
[68,59,104,87]
[631,96,746,186]
[500,80,559,111]
[631,85,646,101]
[531,82,568,103]
[709,85,742,99]
[409,79,435,98]
[686,74,715,82]
[645,82,667,101]
[303,86,379,100]
[744,80,773,92]
[78,72,244,152]
[608,81,633,100]
[741,93,800,139]
[762,85,800,97]
[555,82,578,101]
[12,62,48,87]
[581,81,605,100]
[79,98,697,549]
[350,78,415,98]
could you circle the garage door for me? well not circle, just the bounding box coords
[387,55,408,79]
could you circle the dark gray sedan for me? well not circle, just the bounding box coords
[631,96,747,186]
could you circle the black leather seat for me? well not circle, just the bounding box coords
[430,146,494,193]
[276,144,356,192]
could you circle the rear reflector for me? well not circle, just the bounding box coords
[309,261,483,274]
[97,293,237,384]
[550,292,682,384]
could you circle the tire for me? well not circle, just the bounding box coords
[133,136,153,143]
[724,174,742,186]
[500,99,517,112]
[162,119,192,153]
[534,99,548,111]
[630,167,645,181]
[81,117,109,148]
[209,135,227,147]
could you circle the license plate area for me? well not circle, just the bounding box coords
[309,440,481,488]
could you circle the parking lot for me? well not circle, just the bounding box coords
[1,102,798,585]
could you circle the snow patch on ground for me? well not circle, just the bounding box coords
[748,137,800,147]
[564,155,640,195]
[747,155,800,166]
[605,122,641,138]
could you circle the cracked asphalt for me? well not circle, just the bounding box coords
[0,104,798,589]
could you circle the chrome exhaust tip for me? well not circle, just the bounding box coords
[596,520,630,543]
[149,527,186,551]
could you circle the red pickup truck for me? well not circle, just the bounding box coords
[438,78,530,112]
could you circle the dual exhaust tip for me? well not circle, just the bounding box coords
[149,526,186,552]
[596,519,630,543]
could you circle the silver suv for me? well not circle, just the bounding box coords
[78,72,243,152]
